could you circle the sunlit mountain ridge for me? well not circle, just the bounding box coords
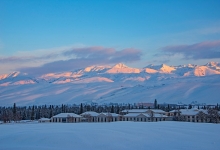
[0,62,219,106]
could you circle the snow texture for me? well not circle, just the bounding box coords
[0,122,219,150]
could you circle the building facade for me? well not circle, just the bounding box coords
[51,113,82,123]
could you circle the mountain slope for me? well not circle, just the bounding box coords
[0,62,219,105]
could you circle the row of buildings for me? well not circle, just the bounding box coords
[39,108,220,123]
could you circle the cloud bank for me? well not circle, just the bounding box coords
[161,40,220,60]
[1,46,141,75]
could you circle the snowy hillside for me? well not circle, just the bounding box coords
[0,62,220,106]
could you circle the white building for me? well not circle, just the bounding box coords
[97,113,119,122]
[171,108,209,123]
[81,112,119,122]
[51,113,82,123]
[81,111,99,122]
[121,109,167,115]
[123,113,170,122]
[121,109,172,121]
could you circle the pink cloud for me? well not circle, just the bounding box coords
[161,40,220,59]
[19,46,142,75]
[0,53,59,63]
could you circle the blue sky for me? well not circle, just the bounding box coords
[0,0,220,74]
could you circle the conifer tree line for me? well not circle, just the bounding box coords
[0,102,219,123]
[0,103,128,123]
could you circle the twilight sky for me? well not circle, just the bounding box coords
[0,0,220,75]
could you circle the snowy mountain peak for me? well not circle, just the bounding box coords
[112,63,128,69]
[159,64,175,73]
[193,66,220,76]
[145,64,175,74]
[206,62,219,67]
[106,63,140,73]
[0,71,20,80]
[187,64,196,68]
[10,71,20,77]
[84,65,110,72]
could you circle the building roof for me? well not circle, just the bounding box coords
[39,118,50,121]
[179,109,208,116]
[122,109,148,113]
[122,109,166,113]
[124,113,168,118]
[81,111,99,117]
[169,110,178,113]
[101,113,119,117]
[154,114,168,117]
[124,113,142,117]
[148,109,166,113]
[52,113,82,118]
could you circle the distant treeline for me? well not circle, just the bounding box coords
[0,101,219,123]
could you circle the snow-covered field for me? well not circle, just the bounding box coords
[0,122,219,150]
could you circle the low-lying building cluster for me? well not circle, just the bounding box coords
[39,108,220,123]
[170,108,220,123]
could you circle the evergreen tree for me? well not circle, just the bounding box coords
[167,104,170,112]
[22,111,26,120]
[154,99,157,109]
[188,104,192,109]
[86,105,91,111]
[111,105,114,113]
[31,105,35,120]
[49,109,53,118]
[80,103,83,114]
[13,103,16,121]
[116,106,120,114]
[63,105,66,113]
[61,104,64,113]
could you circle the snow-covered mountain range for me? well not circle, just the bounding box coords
[0,62,220,106]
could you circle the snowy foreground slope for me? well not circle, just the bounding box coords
[0,62,220,105]
[0,122,219,150]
